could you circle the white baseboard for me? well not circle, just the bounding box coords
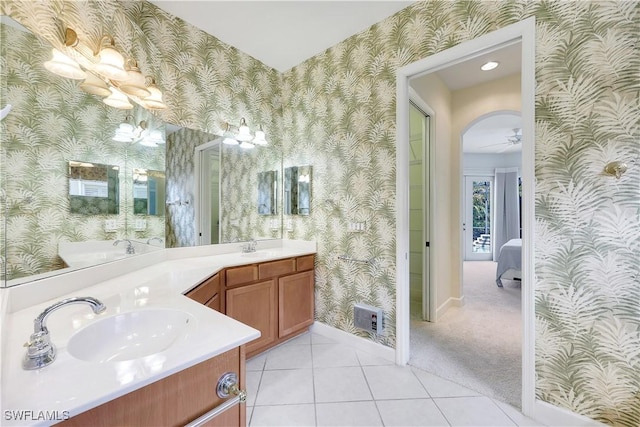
[435,296,465,319]
[531,400,606,427]
[310,322,395,363]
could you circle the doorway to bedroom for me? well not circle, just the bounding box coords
[408,41,525,409]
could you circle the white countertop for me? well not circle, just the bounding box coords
[1,240,316,426]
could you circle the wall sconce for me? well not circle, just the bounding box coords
[112,116,165,147]
[221,118,269,149]
[603,161,628,179]
[43,27,167,111]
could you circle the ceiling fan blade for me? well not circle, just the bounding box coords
[480,142,509,148]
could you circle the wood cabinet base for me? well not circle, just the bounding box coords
[61,347,245,427]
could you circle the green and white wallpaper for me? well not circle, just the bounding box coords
[0,21,164,282]
[280,1,639,425]
[1,1,638,425]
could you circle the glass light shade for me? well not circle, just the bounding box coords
[236,120,253,142]
[142,84,167,110]
[239,140,255,149]
[223,135,239,145]
[119,67,151,98]
[94,46,128,81]
[146,129,165,145]
[103,88,133,110]
[252,128,268,146]
[44,49,86,80]
[112,123,134,142]
[79,73,111,97]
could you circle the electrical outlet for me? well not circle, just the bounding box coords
[347,222,366,232]
[104,219,117,232]
[134,219,146,230]
[286,218,293,231]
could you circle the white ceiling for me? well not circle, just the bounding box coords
[149,1,415,72]
[149,1,522,154]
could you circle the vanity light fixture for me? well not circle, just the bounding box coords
[43,26,167,111]
[221,118,267,149]
[94,36,128,81]
[480,61,499,71]
[236,118,254,142]
[119,60,151,98]
[252,125,268,146]
[103,87,133,110]
[222,123,239,145]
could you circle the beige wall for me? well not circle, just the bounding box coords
[451,73,522,299]
[410,72,522,316]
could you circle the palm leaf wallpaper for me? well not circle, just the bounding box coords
[0,1,638,425]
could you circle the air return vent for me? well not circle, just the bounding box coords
[354,303,383,335]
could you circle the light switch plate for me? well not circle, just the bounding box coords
[104,219,117,232]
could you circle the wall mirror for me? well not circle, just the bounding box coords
[258,170,278,216]
[0,13,283,287]
[133,168,165,216]
[69,161,120,215]
[0,15,165,286]
[284,165,312,216]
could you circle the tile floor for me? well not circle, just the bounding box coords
[245,332,543,427]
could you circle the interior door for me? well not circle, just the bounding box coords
[464,176,493,261]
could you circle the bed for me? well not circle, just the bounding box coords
[496,238,522,287]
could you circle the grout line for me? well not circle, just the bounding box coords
[430,397,454,427]
[309,340,319,427]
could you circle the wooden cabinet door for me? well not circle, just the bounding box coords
[61,347,244,427]
[226,279,277,355]
[278,271,314,337]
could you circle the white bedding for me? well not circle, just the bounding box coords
[496,238,522,287]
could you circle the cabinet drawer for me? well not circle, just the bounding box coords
[185,273,219,305]
[296,255,315,272]
[226,265,258,286]
[258,258,295,279]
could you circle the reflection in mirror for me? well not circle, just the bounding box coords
[69,161,120,215]
[133,169,166,216]
[258,170,278,216]
[195,140,221,245]
[284,166,312,216]
[0,15,166,286]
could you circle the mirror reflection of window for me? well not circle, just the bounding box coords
[284,165,312,216]
[133,168,165,216]
[258,170,277,216]
[68,161,119,215]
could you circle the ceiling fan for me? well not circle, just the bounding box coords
[480,128,522,153]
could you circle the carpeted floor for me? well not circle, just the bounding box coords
[409,261,522,408]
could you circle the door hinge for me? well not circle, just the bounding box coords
[425,241,430,247]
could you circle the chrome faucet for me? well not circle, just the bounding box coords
[146,236,163,245]
[241,239,257,253]
[114,239,135,254]
[23,296,106,370]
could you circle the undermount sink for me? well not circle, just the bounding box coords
[240,251,270,258]
[67,308,194,363]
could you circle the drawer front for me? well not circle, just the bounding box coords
[258,258,296,279]
[185,274,219,305]
[226,265,258,286]
[296,255,315,272]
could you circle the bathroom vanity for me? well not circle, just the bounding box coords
[1,240,316,426]
[186,254,315,358]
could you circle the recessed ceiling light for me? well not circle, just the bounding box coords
[481,61,499,71]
